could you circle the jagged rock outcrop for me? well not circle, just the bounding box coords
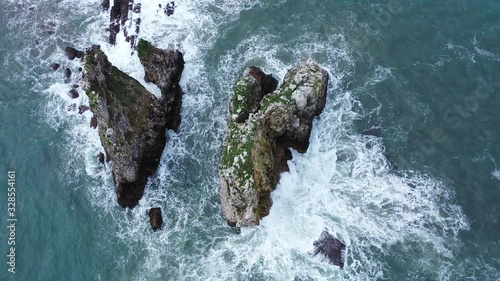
[220,59,328,226]
[65,47,84,60]
[313,231,346,269]
[109,0,129,45]
[137,39,185,131]
[83,46,171,208]
[101,0,110,10]
[108,0,141,48]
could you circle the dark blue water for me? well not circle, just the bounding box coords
[0,0,499,280]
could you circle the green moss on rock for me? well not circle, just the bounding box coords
[83,46,168,209]
[220,60,329,227]
[137,39,154,61]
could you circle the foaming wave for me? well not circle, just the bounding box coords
[24,0,471,280]
[194,88,469,280]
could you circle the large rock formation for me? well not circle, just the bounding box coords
[220,59,329,226]
[136,39,185,131]
[83,45,183,208]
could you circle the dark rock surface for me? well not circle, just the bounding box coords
[148,207,163,231]
[109,0,129,45]
[90,116,97,129]
[68,89,79,99]
[78,105,90,114]
[84,45,183,208]
[313,231,346,269]
[50,63,60,70]
[101,0,110,10]
[65,47,84,60]
[64,68,72,79]
[136,39,185,131]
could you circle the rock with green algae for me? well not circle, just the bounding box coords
[136,39,185,131]
[220,59,329,227]
[83,45,168,208]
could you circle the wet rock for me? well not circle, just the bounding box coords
[101,0,110,10]
[50,63,60,70]
[84,46,175,208]
[148,207,163,231]
[133,3,141,13]
[64,68,72,78]
[109,0,129,45]
[136,39,185,131]
[73,84,79,88]
[65,47,84,60]
[165,1,175,16]
[312,231,346,269]
[98,152,105,164]
[78,105,90,114]
[220,60,328,226]
[90,116,97,129]
[362,127,382,137]
[68,88,79,99]
[67,103,77,111]
[127,35,137,49]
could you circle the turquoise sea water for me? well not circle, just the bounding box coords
[0,0,499,280]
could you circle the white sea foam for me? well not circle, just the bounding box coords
[491,170,500,181]
[25,0,472,280]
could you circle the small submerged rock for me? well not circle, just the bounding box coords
[67,103,77,111]
[385,154,398,170]
[148,207,163,231]
[78,105,90,114]
[50,63,60,70]
[67,88,79,99]
[312,231,346,269]
[361,127,382,137]
[109,0,129,45]
[136,39,185,131]
[64,68,72,79]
